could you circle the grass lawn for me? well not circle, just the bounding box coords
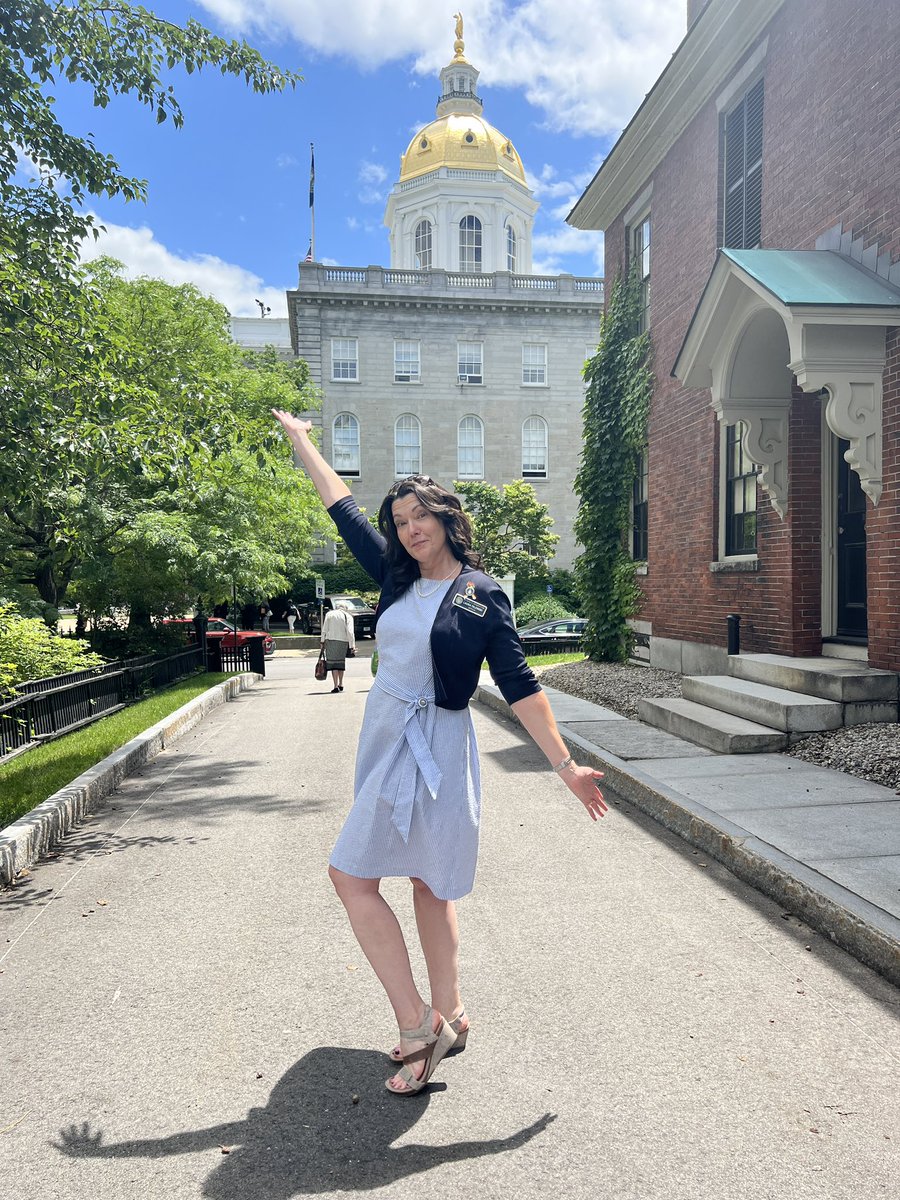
[524,651,586,668]
[0,672,233,829]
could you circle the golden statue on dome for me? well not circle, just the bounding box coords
[453,12,465,57]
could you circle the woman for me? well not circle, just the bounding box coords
[272,409,607,1096]
[321,602,355,692]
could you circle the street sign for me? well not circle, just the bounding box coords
[315,577,325,599]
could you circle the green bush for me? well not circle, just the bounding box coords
[515,568,582,614]
[514,596,574,627]
[0,605,104,696]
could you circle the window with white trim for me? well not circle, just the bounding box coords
[723,422,758,555]
[394,414,421,477]
[331,338,358,381]
[722,78,764,250]
[506,223,517,273]
[457,341,483,385]
[394,340,420,383]
[522,343,547,386]
[457,415,484,478]
[459,215,483,273]
[414,220,432,269]
[332,413,360,477]
[629,215,651,331]
[522,417,548,478]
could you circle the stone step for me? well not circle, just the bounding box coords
[682,675,842,734]
[728,653,899,705]
[637,697,788,754]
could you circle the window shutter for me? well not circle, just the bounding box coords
[723,78,764,249]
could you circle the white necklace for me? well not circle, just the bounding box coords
[414,564,461,598]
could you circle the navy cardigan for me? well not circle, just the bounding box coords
[327,495,541,711]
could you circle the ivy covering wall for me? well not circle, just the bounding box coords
[574,266,652,661]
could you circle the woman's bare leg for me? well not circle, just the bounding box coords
[328,867,439,1089]
[411,877,466,1026]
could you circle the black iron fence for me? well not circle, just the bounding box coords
[0,645,205,765]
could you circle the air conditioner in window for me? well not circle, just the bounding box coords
[395,373,414,383]
[458,374,482,384]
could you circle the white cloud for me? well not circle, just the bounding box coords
[532,226,604,277]
[276,152,299,168]
[194,0,685,137]
[78,219,290,317]
[358,159,389,205]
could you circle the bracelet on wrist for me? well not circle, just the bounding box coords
[552,754,574,773]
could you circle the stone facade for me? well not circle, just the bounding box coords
[288,263,603,568]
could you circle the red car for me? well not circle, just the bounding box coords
[163,617,276,658]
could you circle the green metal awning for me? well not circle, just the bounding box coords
[721,248,900,307]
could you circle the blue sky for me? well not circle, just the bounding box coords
[52,1,688,316]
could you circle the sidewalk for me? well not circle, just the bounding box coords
[476,676,900,987]
[2,656,898,1200]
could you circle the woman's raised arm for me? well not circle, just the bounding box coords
[272,409,350,509]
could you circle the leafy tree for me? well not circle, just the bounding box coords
[454,479,559,581]
[574,265,652,661]
[1,1,299,275]
[0,604,103,695]
[1,265,329,621]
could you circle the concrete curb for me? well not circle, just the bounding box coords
[475,684,900,988]
[0,672,262,886]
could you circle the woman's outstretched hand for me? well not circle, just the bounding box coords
[562,765,608,821]
[272,408,312,441]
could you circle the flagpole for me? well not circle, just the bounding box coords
[309,142,316,263]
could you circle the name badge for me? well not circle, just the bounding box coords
[452,581,488,618]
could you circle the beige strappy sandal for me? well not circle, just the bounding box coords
[389,1009,469,1062]
[385,1006,457,1096]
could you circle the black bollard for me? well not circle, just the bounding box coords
[727,613,741,656]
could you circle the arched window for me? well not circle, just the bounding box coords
[394,414,421,477]
[414,219,432,270]
[459,215,482,273]
[522,417,548,478]
[457,415,484,478]
[506,223,517,273]
[332,412,360,477]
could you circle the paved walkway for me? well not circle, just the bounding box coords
[478,677,900,985]
[1,655,898,1200]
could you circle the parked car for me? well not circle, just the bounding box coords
[517,618,587,654]
[163,617,276,658]
[299,595,377,638]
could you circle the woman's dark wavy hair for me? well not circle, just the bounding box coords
[378,476,483,590]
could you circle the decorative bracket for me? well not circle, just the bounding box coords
[788,322,886,505]
[711,396,790,519]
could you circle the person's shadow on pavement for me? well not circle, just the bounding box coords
[53,1047,555,1197]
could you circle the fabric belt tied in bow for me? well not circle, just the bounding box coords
[374,677,443,842]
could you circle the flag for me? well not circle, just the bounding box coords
[304,241,313,262]
[309,144,315,208]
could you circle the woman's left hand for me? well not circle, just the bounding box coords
[562,765,608,821]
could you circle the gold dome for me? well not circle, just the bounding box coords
[399,113,526,184]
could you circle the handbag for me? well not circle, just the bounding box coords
[314,647,327,681]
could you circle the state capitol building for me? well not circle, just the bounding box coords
[234,22,604,569]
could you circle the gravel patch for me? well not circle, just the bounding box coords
[538,658,900,792]
[538,658,682,721]
[785,724,900,792]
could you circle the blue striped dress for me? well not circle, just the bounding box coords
[329,577,480,901]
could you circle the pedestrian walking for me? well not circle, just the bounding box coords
[321,604,355,692]
[286,599,299,634]
[259,603,271,632]
[272,409,607,1097]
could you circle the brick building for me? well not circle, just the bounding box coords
[570,0,900,673]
